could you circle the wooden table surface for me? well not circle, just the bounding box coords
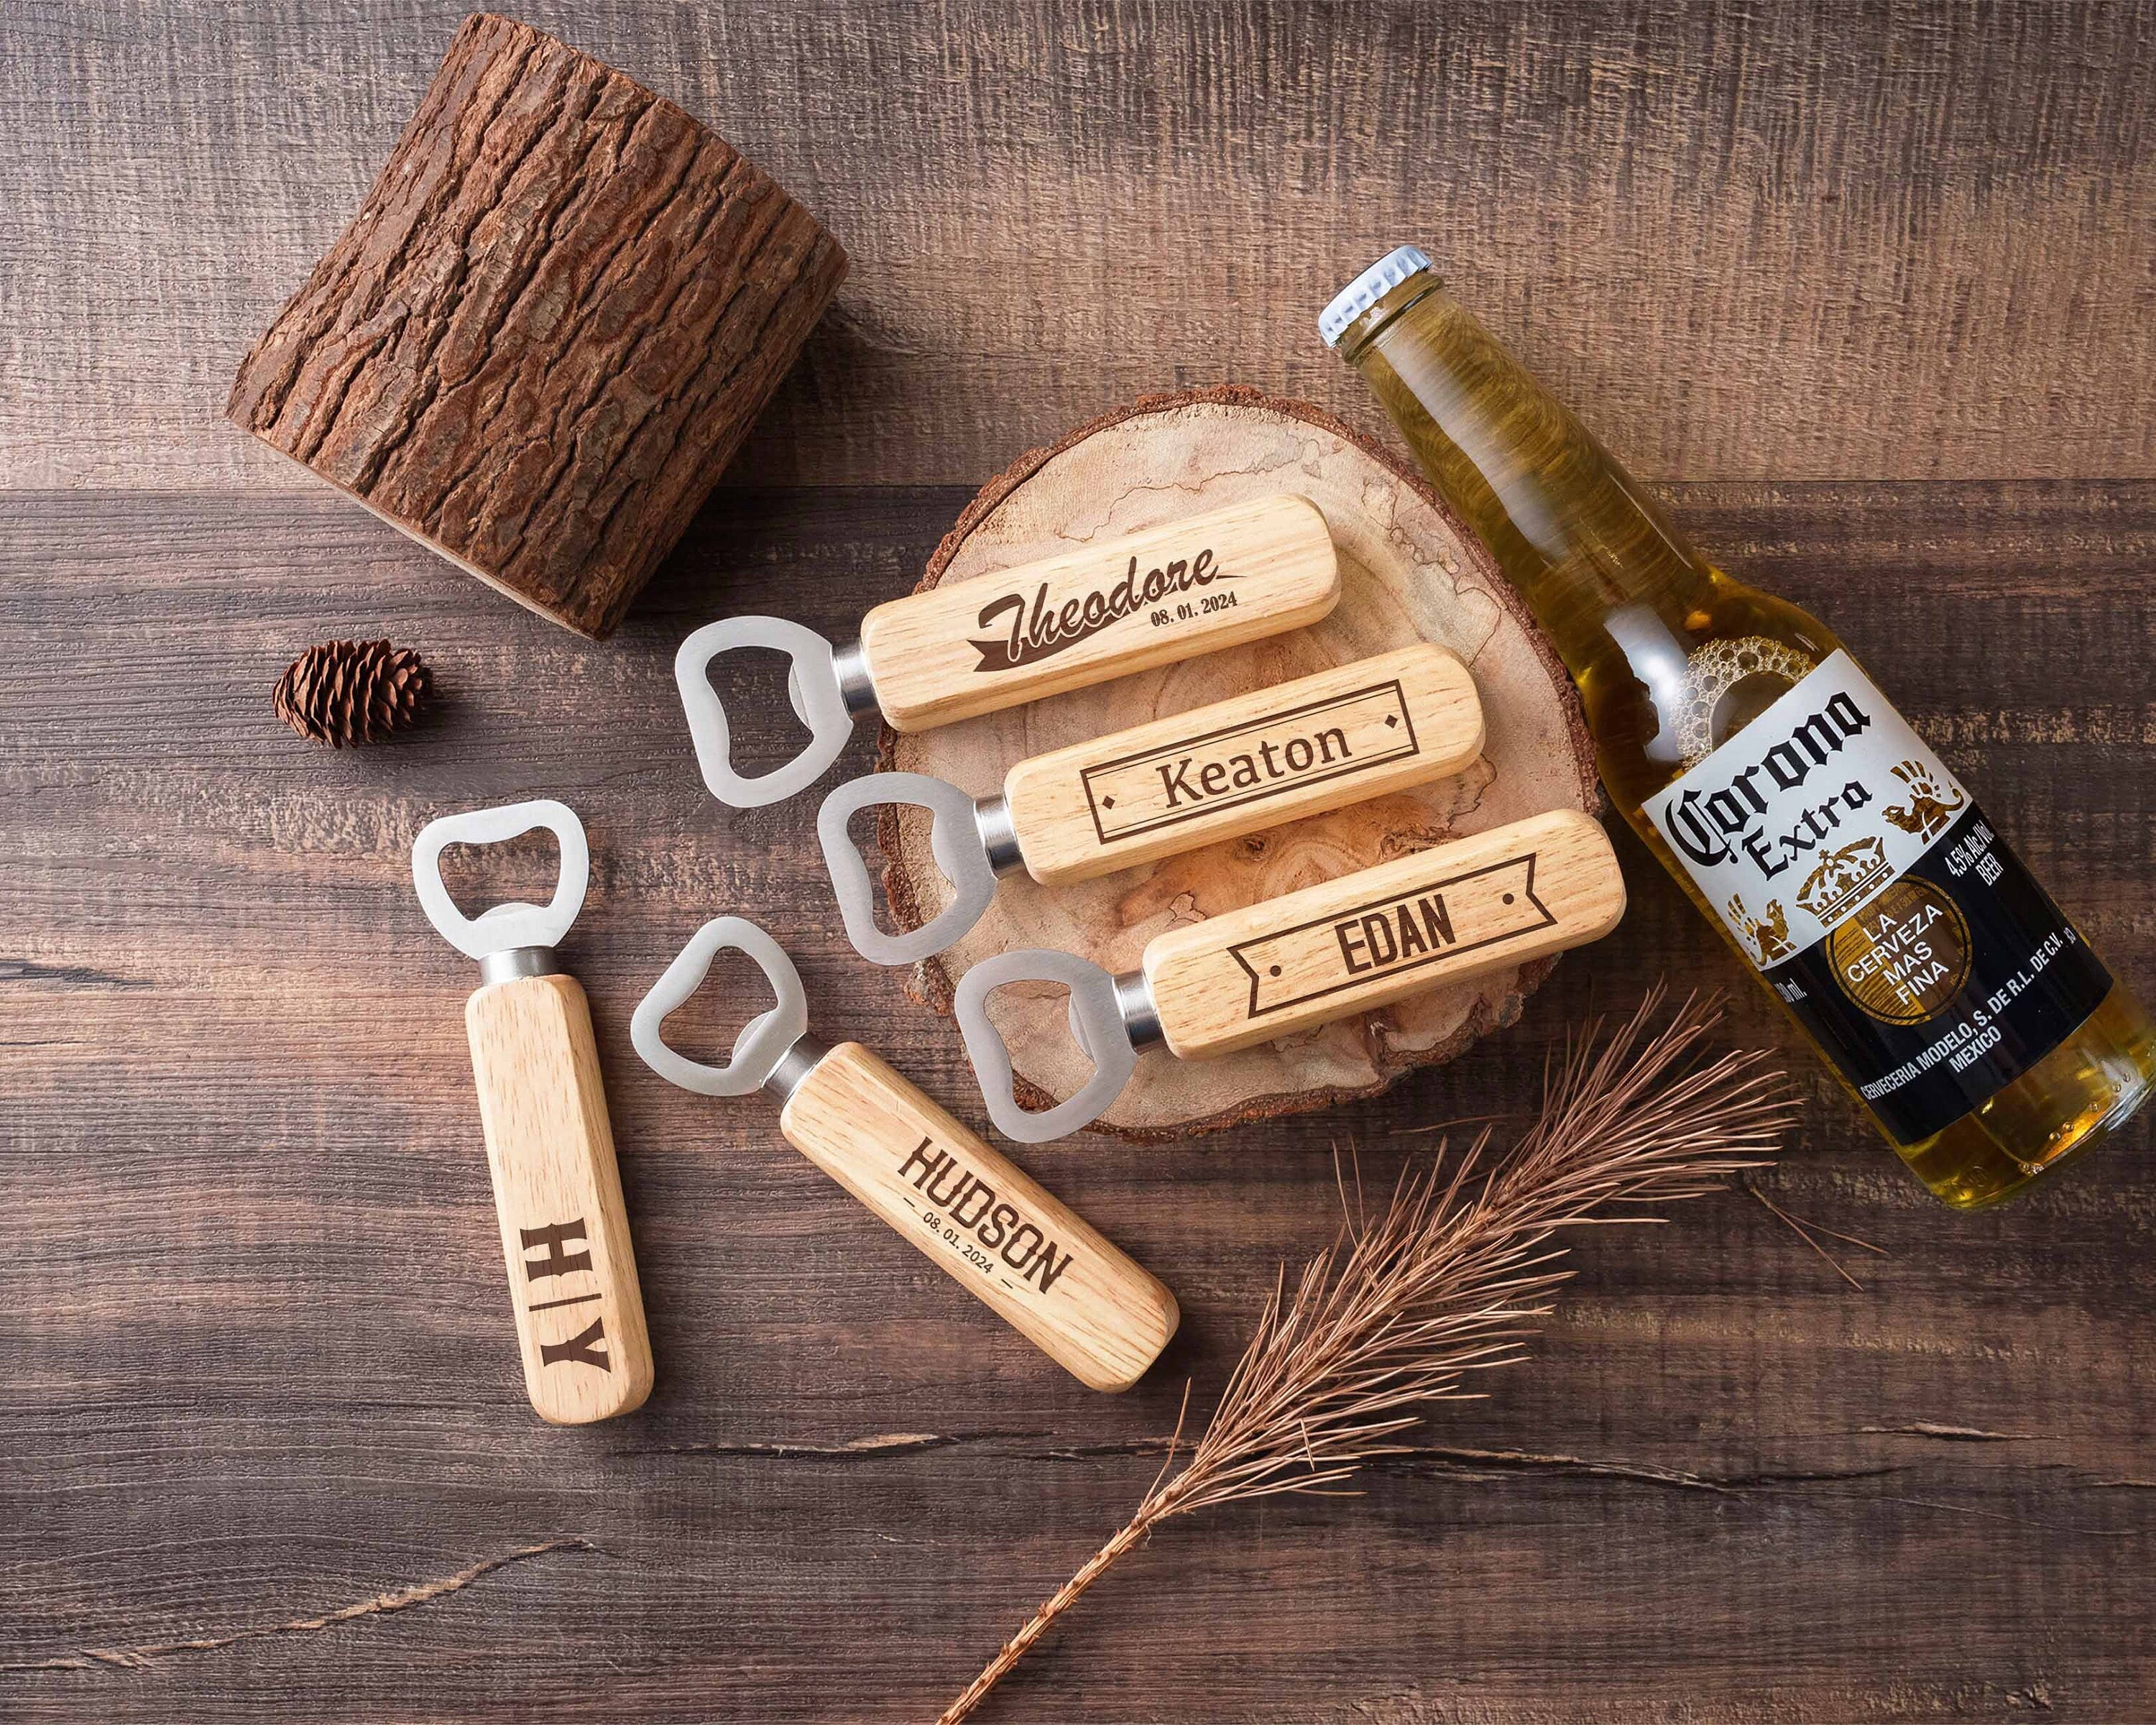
[6,4,2153,1720]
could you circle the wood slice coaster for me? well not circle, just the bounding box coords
[880,386,1598,1140]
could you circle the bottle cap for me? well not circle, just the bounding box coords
[1317,245,1434,348]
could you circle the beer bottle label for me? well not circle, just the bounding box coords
[1642,648,2110,1144]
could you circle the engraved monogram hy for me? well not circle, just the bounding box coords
[969,545,1228,672]
[520,1218,611,1371]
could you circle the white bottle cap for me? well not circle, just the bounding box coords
[1318,245,1434,348]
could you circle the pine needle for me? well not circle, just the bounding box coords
[934,986,1795,1725]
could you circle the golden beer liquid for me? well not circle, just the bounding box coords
[1334,272,2155,1207]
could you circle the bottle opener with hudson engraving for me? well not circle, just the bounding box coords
[630,917,1179,1392]
[954,809,1630,1142]
[410,798,654,1425]
[819,643,1485,965]
[673,493,1341,807]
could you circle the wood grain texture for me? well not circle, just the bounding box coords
[6,3,2156,492]
[226,12,847,638]
[778,1041,1179,1392]
[5,479,2152,1722]
[860,492,1340,730]
[1003,642,1485,886]
[1144,809,1627,1061]
[465,971,653,1424]
[885,388,1598,1139]
[7,1,2156,1717]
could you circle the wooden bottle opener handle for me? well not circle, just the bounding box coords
[465,972,654,1424]
[1143,809,1627,1061]
[1001,643,1484,885]
[858,493,1340,732]
[778,1042,1179,1392]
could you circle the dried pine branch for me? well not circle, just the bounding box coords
[936,986,1795,1725]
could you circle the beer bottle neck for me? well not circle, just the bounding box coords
[1340,285,1715,680]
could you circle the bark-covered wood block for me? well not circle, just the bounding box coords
[227,13,847,638]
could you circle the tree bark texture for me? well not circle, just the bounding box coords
[226,12,847,638]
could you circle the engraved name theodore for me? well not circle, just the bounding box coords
[969,546,1230,673]
[1077,679,1419,845]
[1227,852,1557,1018]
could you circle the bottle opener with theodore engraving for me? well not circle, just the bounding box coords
[410,799,655,1425]
[820,643,1485,966]
[630,918,1179,1392]
[673,493,1341,807]
[955,809,1629,1142]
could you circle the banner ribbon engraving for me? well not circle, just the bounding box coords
[1229,852,1554,1018]
[1079,678,1419,845]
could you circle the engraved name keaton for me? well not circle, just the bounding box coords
[1077,679,1419,845]
[1157,725,1352,807]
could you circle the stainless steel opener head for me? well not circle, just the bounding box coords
[818,772,1006,967]
[675,617,862,809]
[411,798,589,962]
[630,916,811,1097]
[954,949,1140,1143]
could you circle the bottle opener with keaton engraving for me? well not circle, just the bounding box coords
[673,493,1341,807]
[410,799,655,1424]
[630,918,1180,1392]
[956,809,1630,1142]
[820,643,1486,965]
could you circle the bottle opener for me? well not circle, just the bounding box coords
[819,643,1485,965]
[630,917,1180,1392]
[673,492,1341,806]
[954,808,1629,1141]
[411,799,654,1424]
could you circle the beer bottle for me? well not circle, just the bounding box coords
[1323,247,2154,1207]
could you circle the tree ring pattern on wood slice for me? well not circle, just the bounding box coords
[878,386,1598,1140]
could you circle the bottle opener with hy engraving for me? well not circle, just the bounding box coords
[819,644,1485,965]
[410,799,654,1424]
[673,493,1341,807]
[955,809,1629,1141]
[630,918,1179,1392]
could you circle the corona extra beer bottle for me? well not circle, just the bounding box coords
[1323,247,2154,1207]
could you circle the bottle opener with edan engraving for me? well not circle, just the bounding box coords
[955,809,1631,1142]
[819,643,1486,965]
[673,492,1341,807]
[411,798,654,1425]
[629,917,1179,1392]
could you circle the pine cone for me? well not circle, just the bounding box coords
[273,639,430,747]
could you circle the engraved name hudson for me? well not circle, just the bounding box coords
[897,1137,1075,1293]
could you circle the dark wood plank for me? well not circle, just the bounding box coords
[4,480,2153,1721]
[4,1,2155,492]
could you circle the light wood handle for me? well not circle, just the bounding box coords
[778,1042,1179,1392]
[858,493,1340,732]
[1143,809,1626,1061]
[1002,643,1483,885]
[465,972,654,1424]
